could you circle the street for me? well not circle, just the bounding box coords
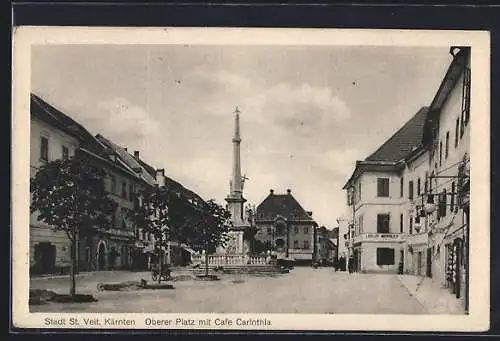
[31,267,429,314]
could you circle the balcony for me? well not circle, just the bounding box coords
[352,233,406,244]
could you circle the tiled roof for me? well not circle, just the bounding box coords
[365,106,429,162]
[95,134,157,186]
[256,192,314,222]
[95,135,206,206]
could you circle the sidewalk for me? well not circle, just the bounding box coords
[396,275,465,314]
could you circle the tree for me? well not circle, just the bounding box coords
[127,184,195,283]
[30,156,117,296]
[183,199,232,277]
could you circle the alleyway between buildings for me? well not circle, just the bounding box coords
[30,267,463,314]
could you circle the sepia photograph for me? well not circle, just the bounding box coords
[11,27,490,331]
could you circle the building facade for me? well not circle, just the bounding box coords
[342,46,470,311]
[30,94,81,275]
[30,94,145,274]
[254,189,318,265]
[424,46,471,311]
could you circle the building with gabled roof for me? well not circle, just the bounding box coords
[342,105,431,274]
[254,189,318,264]
[342,46,471,300]
[95,134,207,267]
[30,94,141,274]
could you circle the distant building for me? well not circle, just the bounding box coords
[317,226,338,265]
[254,189,318,265]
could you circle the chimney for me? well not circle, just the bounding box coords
[307,211,313,217]
[156,168,165,187]
[287,188,292,195]
[134,151,140,160]
[270,189,274,195]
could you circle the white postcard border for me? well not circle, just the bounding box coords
[11,27,491,332]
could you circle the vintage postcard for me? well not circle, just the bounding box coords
[11,27,490,332]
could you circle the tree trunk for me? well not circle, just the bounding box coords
[70,237,77,297]
[204,250,209,277]
[158,248,162,284]
[286,223,289,258]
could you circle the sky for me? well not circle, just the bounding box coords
[31,44,453,228]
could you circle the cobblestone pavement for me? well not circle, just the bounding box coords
[30,267,433,314]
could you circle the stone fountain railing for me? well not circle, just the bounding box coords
[191,254,268,266]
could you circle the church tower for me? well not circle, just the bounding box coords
[223,107,251,255]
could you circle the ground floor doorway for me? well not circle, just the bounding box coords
[33,242,56,274]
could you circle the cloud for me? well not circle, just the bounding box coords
[245,82,351,125]
[94,97,160,144]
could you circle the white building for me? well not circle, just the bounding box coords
[423,46,471,312]
[30,94,82,274]
[343,107,429,273]
[341,46,470,312]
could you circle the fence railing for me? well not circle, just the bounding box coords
[191,254,268,266]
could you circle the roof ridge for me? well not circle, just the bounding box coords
[365,106,429,162]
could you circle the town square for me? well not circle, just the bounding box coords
[24,40,471,317]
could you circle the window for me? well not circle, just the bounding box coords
[40,136,49,161]
[377,214,390,233]
[424,172,429,193]
[293,240,299,248]
[377,178,390,197]
[400,177,404,197]
[439,141,443,166]
[111,209,116,229]
[122,182,127,198]
[141,229,146,241]
[294,227,299,234]
[358,215,364,234]
[409,216,413,235]
[445,131,450,159]
[357,182,362,202]
[303,240,310,249]
[110,175,116,194]
[129,184,134,201]
[463,67,471,126]
[376,248,395,265]
[267,227,271,234]
[62,145,69,160]
[438,190,447,218]
[417,178,421,196]
[455,117,460,148]
[121,220,127,230]
[429,172,434,193]
[304,227,309,234]
[400,214,404,233]
[408,180,414,200]
[451,182,456,213]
